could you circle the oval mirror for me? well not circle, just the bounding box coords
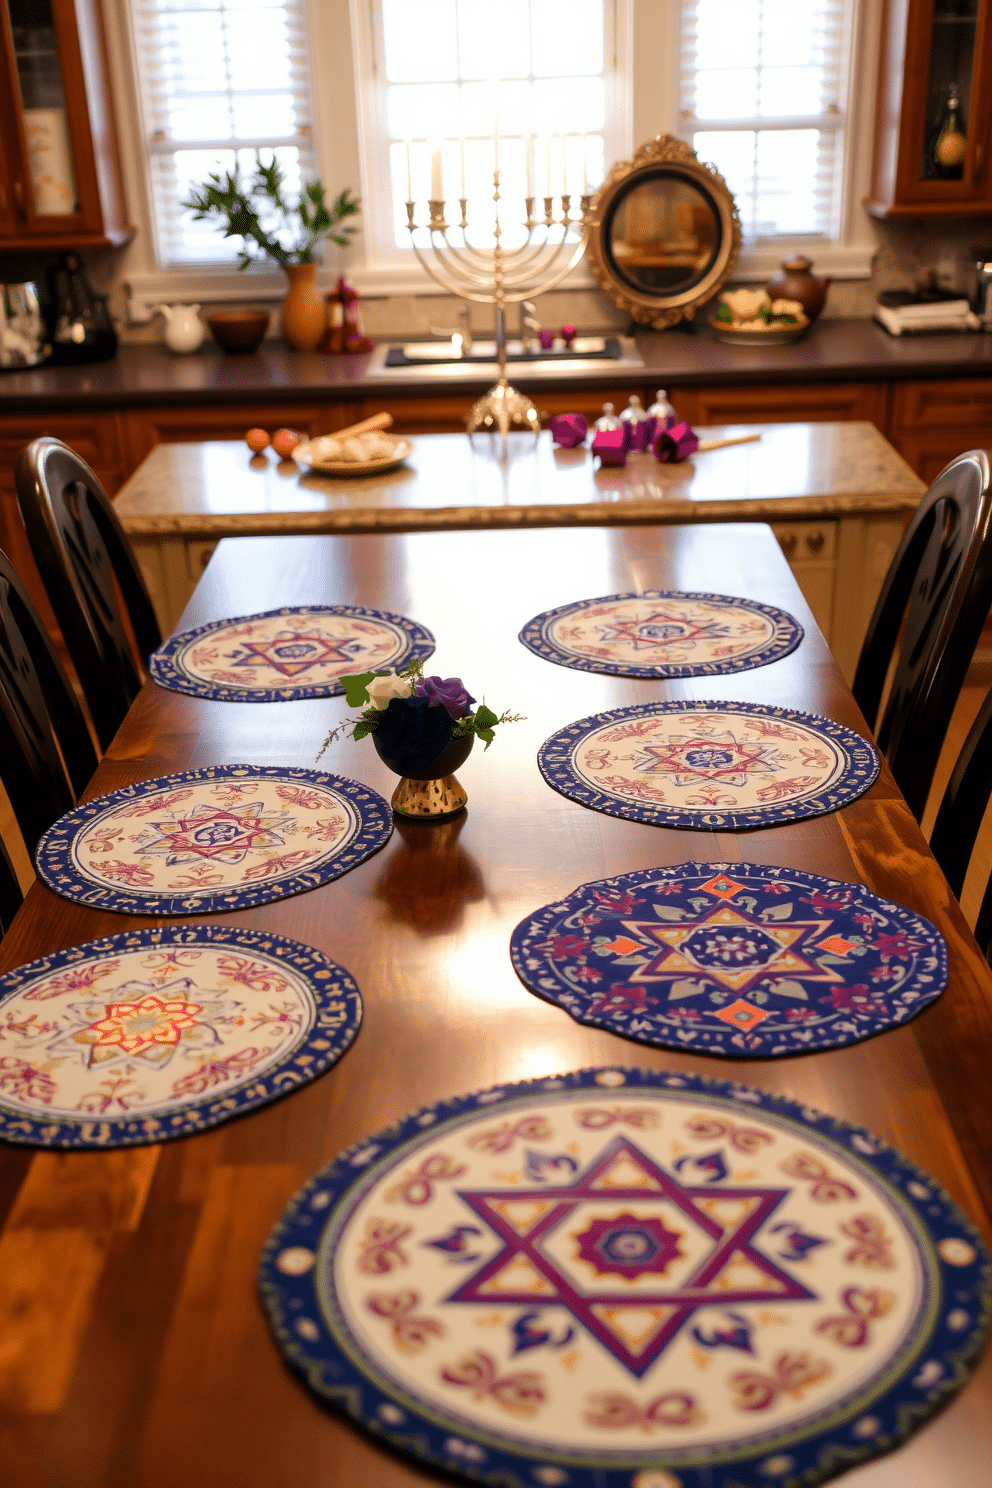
[586,136,741,329]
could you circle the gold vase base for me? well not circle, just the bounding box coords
[466,378,540,437]
[391,773,468,819]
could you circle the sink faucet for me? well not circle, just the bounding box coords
[520,300,540,353]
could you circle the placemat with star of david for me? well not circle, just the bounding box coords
[149,605,435,702]
[519,592,804,678]
[0,924,362,1149]
[539,700,880,830]
[257,1066,988,1488]
[510,864,947,1058]
[34,765,392,916]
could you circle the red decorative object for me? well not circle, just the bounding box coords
[325,277,373,354]
[560,323,577,346]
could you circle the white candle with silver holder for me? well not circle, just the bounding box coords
[404,149,591,436]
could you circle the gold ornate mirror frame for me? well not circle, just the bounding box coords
[585,135,742,329]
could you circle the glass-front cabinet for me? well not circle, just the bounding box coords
[0,0,131,246]
[867,0,992,214]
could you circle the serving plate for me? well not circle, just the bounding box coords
[709,318,809,346]
[292,435,414,476]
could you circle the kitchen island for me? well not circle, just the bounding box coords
[114,423,924,680]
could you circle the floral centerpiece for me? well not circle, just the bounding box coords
[320,658,522,818]
[713,288,809,331]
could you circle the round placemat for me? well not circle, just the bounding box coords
[0,924,361,1148]
[149,605,435,702]
[258,1067,988,1488]
[519,592,804,678]
[35,765,392,916]
[538,700,880,830]
[510,863,947,1057]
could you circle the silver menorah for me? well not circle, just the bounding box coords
[406,172,591,436]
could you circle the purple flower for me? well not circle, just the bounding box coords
[414,674,476,719]
[375,695,454,768]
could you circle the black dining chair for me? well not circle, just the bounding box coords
[929,683,992,961]
[0,834,23,940]
[15,436,162,751]
[0,545,98,858]
[852,448,992,822]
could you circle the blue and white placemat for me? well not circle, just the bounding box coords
[538,700,880,830]
[258,1066,988,1488]
[0,924,361,1148]
[511,863,947,1057]
[149,605,435,702]
[520,591,804,678]
[35,765,392,916]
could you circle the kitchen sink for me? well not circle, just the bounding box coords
[365,335,643,379]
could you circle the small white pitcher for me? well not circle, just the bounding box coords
[154,303,204,353]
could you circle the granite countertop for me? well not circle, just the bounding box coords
[3,320,992,410]
[114,424,925,537]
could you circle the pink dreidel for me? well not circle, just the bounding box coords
[550,413,588,447]
[592,428,628,466]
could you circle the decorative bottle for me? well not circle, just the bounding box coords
[646,389,676,442]
[619,395,651,451]
[934,85,967,178]
[594,402,622,432]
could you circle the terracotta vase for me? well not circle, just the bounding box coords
[280,262,327,351]
[766,256,830,323]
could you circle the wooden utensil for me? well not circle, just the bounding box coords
[697,432,762,452]
[333,411,395,442]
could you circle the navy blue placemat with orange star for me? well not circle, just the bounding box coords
[0,924,362,1149]
[510,863,947,1057]
[257,1066,987,1488]
[538,699,880,830]
[34,765,392,916]
[519,590,803,678]
[150,605,435,702]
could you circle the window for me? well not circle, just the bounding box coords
[357,0,622,270]
[677,0,854,242]
[129,0,317,266]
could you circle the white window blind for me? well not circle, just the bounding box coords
[370,0,611,259]
[129,0,317,267]
[678,0,852,242]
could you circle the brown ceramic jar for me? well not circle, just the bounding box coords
[766,255,830,322]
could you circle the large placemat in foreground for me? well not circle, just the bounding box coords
[150,604,435,701]
[519,591,803,678]
[511,863,947,1057]
[35,765,391,915]
[0,925,361,1148]
[539,700,880,830]
[258,1066,988,1488]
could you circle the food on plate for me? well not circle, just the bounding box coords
[296,431,399,465]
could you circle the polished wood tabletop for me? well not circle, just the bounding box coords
[1,523,991,1488]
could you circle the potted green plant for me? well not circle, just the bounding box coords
[182,155,360,351]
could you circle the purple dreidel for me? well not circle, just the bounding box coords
[592,428,627,466]
[550,413,588,448]
[653,420,700,463]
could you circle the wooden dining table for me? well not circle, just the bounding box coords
[1,520,991,1488]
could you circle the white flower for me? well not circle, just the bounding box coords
[366,673,413,709]
[722,288,770,323]
[770,297,806,319]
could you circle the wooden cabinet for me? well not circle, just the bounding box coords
[121,402,363,468]
[0,0,131,248]
[867,0,992,216]
[671,382,888,429]
[889,378,992,480]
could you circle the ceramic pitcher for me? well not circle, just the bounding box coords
[155,303,204,353]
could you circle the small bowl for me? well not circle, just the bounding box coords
[205,309,270,354]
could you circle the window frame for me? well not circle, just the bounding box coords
[108,0,878,324]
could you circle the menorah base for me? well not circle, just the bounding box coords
[466,378,541,438]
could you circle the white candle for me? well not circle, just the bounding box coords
[493,81,500,173]
[430,141,443,199]
[525,132,534,197]
[545,134,553,197]
[459,136,466,198]
[405,138,412,201]
[581,132,588,193]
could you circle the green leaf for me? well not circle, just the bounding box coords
[476,726,496,748]
[352,720,375,740]
[341,672,376,707]
[475,704,499,729]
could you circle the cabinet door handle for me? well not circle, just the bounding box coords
[806,530,825,555]
[12,179,25,219]
[777,530,798,558]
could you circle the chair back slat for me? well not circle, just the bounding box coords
[853,449,992,821]
[0,835,22,940]
[0,550,97,855]
[15,439,162,749]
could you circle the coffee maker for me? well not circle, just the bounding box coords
[0,279,49,370]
